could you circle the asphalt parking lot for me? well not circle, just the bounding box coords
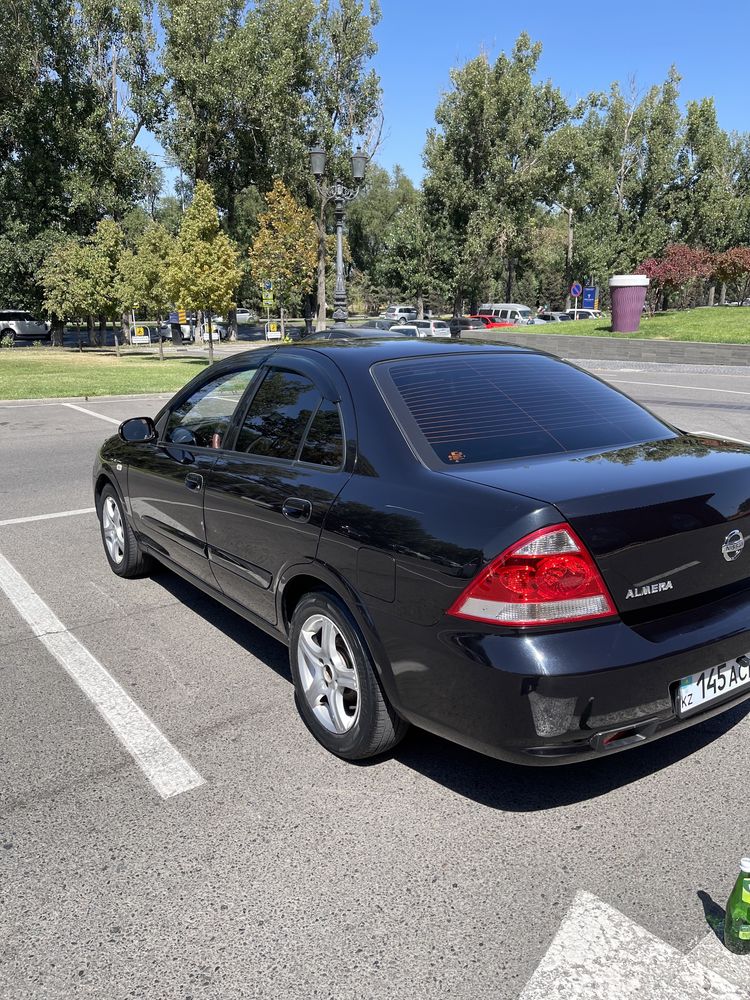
[2,363,750,999]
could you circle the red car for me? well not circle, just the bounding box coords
[468,315,515,329]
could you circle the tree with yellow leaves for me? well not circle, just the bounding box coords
[165,181,242,362]
[248,180,317,336]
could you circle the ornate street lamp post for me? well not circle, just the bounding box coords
[310,145,367,325]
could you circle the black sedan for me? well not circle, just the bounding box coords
[94,339,750,764]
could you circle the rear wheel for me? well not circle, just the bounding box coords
[289,591,408,760]
[98,483,152,578]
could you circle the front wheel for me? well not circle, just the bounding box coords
[289,592,408,760]
[98,484,152,578]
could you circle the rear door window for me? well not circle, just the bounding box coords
[373,354,676,466]
[234,369,321,459]
[299,399,344,467]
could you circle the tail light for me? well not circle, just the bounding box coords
[447,524,616,627]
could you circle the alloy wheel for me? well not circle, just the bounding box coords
[102,495,125,564]
[297,613,360,734]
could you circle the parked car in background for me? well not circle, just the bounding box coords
[539,311,573,323]
[449,316,491,338]
[477,303,535,326]
[468,315,515,330]
[567,309,603,321]
[0,310,50,343]
[213,308,256,326]
[383,304,417,323]
[304,326,414,341]
[391,319,451,338]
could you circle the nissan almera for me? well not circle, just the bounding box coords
[93,339,750,763]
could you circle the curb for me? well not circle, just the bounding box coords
[461,330,750,366]
[0,392,176,405]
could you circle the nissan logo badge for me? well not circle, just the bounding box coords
[722,529,745,562]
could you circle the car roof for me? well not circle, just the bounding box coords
[210,337,539,377]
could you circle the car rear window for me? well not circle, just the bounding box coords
[374,354,676,466]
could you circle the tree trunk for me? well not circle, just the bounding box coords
[120,311,130,345]
[51,316,64,347]
[280,307,286,338]
[228,306,237,343]
[707,284,715,307]
[719,282,727,306]
[86,315,95,346]
[416,293,424,320]
[98,315,107,347]
[204,310,214,364]
[303,293,314,337]
[452,293,461,318]
[505,258,514,302]
[315,196,327,331]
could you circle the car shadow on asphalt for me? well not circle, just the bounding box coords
[151,566,750,812]
[393,702,750,811]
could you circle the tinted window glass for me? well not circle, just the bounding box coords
[166,367,258,448]
[558,313,572,320]
[499,310,508,319]
[378,354,676,466]
[235,370,321,459]
[299,399,344,467]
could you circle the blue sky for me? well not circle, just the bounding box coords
[143,0,750,192]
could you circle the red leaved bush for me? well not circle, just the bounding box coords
[636,244,712,289]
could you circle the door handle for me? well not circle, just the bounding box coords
[185,473,204,491]
[282,497,312,522]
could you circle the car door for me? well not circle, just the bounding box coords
[203,356,353,624]
[126,363,265,585]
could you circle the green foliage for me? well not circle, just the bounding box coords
[165,181,243,317]
[248,180,318,313]
[346,164,417,275]
[377,197,443,314]
[117,222,172,316]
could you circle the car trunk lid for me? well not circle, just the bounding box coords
[443,434,750,615]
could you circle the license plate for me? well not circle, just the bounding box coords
[676,655,750,717]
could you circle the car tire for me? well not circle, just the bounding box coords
[97,483,153,578]
[289,591,408,760]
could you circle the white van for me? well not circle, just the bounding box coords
[477,303,534,326]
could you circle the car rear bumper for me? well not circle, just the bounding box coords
[377,584,750,765]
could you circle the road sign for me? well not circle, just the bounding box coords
[570,281,583,298]
[262,292,274,307]
[168,311,179,324]
[582,286,598,309]
[178,309,187,324]
[262,279,273,292]
[130,326,150,345]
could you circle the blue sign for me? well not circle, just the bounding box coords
[582,286,598,309]
[263,279,273,291]
[168,311,179,324]
[570,281,583,298]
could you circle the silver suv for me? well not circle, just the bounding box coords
[0,310,50,343]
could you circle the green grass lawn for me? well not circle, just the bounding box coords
[537,305,750,343]
[0,350,209,400]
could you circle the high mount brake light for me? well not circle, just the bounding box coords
[447,524,616,627]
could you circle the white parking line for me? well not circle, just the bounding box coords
[610,379,750,397]
[62,402,122,425]
[0,507,96,527]
[0,550,205,799]
[520,891,745,999]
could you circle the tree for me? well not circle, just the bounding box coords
[248,181,317,335]
[712,247,750,305]
[346,164,417,276]
[376,199,442,317]
[39,238,85,345]
[165,180,242,361]
[117,222,172,353]
[307,0,382,329]
[637,244,710,311]
[422,35,571,312]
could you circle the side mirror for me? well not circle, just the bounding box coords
[119,416,157,443]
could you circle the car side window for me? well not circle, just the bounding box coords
[165,367,259,448]
[499,310,508,319]
[299,399,344,468]
[234,369,322,459]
